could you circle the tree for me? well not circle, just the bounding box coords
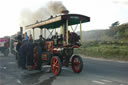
[110,21,120,29]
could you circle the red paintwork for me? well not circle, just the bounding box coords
[51,57,59,75]
[71,45,79,48]
[32,65,36,70]
[72,56,81,73]
[33,48,38,68]
[53,50,58,53]
[53,47,61,53]
[45,41,53,52]
[0,38,8,42]
[41,54,48,61]
[0,38,9,47]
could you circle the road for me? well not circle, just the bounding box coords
[0,53,128,85]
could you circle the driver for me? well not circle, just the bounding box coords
[69,32,80,45]
[19,34,34,70]
[16,33,23,52]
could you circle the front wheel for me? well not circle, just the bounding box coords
[71,55,83,73]
[51,56,62,76]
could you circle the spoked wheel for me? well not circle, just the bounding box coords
[71,55,83,73]
[51,56,62,76]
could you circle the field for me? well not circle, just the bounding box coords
[75,23,128,61]
[74,41,128,61]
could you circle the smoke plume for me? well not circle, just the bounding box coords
[19,7,50,26]
[19,1,67,27]
[47,1,67,16]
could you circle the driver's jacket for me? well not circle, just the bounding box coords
[19,40,34,69]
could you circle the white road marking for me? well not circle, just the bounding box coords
[16,79,21,84]
[120,84,124,85]
[101,79,112,82]
[0,66,6,69]
[3,67,6,69]
[8,62,16,64]
[42,65,51,68]
[92,80,105,84]
[42,66,69,70]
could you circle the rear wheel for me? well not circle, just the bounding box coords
[71,55,83,73]
[51,56,62,76]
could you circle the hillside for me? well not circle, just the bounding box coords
[78,23,128,42]
[75,23,128,61]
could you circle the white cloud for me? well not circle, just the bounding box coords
[0,0,128,37]
[113,0,128,5]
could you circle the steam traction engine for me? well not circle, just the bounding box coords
[23,12,90,76]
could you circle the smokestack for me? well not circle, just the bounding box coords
[61,10,69,15]
[20,27,23,34]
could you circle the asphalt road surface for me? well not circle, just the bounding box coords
[0,53,128,85]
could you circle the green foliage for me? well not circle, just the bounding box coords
[107,23,128,39]
[75,41,128,61]
[81,23,128,41]
[77,23,128,61]
[110,21,120,29]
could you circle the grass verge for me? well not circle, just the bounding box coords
[74,44,128,61]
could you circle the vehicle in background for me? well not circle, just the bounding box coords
[10,39,17,55]
[10,27,23,56]
[0,38,10,56]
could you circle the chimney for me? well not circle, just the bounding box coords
[20,27,23,34]
[61,10,69,15]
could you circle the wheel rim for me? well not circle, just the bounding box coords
[51,57,59,75]
[72,56,81,72]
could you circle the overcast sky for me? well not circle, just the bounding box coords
[0,0,128,37]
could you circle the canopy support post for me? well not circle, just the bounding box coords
[43,29,44,38]
[33,28,35,40]
[66,19,68,45]
[40,29,42,36]
[55,28,56,33]
[60,26,63,35]
[44,29,46,38]
[80,21,82,44]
